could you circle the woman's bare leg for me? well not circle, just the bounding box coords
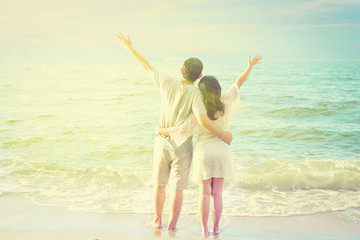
[211,178,224,234]
[199,179,212,237]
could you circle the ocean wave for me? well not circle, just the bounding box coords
[6,119,25,124]
[2,137,45,148]
[238,127,331,142]
[1,158,359,216]
[316,100,358,110]
[1,159,152,189]
[34,114,55,119]
[1,158,359,193]
[262,99,358,119]
[264,106,336,118]
[233,159,360,191]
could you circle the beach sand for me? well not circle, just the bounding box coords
[0,196,359,240]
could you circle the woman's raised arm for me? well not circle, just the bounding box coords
[235,54,262,89]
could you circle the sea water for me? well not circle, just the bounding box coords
[0,59,359,221]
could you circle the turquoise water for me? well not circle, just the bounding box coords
[0,60,359,219]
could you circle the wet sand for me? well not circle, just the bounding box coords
[0,196,359,239]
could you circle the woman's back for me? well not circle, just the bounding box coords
[197,84,241,143]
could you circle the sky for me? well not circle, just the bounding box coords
[0,0,359,61]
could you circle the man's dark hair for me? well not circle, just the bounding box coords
[182,58,203,82]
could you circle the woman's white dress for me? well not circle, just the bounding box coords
[167,84,241,181]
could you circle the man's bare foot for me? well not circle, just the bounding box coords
[146,219,162,229]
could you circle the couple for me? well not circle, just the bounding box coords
[117,33,262,237]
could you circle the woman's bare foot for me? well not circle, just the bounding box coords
[213,225,221,235]
[167,229,176,237]
[201,227,210,238]
[167,226,177,232]
[146,219,162,229]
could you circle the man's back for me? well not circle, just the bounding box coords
[153,69,206,128]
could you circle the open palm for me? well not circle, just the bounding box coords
[116,33,132,49]
[248,54,262,68]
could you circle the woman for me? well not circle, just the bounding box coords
[157,54,262,237]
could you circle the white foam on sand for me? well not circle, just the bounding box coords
[0,196,359,240]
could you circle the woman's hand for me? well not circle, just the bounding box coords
[235,54,263,88]
[116,33,132,50]
[248,54,262,68]
[155,126,170,136]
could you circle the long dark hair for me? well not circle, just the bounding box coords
[198,76,225,120]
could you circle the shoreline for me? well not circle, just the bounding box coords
[0,196,359,239]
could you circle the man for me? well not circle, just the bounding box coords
[116,33,232,231]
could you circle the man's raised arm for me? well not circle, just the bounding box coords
[116,33,154,73]
[196,114,233,145]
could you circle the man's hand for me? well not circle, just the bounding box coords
[116,33,132,50]
[222,132,233,145]
[248,54,262,69]
[116,33,154,73]
[197,114,234,145]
